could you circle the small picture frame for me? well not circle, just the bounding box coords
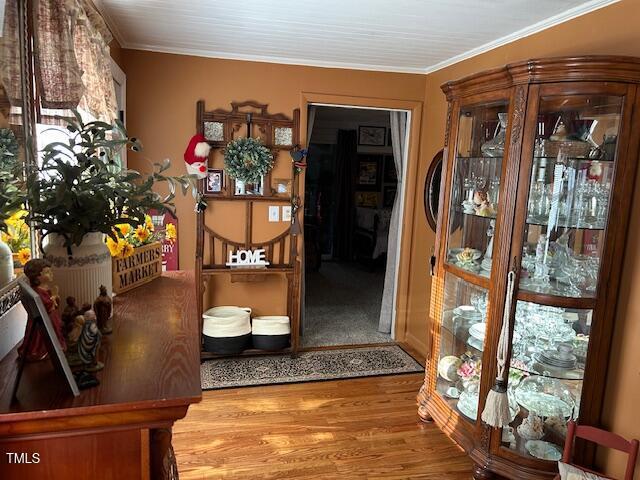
[205,168,224,194]
[358,126,386,146]
[14,277,80,398]
[274,178,292,196]
[355,191,379,208]
[357,155,381,190]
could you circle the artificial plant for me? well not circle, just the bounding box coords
[27,111,198,249]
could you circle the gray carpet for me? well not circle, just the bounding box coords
[200,346,422,390]
[303,261,392,347]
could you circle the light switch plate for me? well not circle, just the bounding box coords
[268,205,280,222]
[282,205,292,222]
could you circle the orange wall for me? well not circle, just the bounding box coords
[415,0,640,477]
[121,51,425,317]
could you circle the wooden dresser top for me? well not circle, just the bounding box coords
[0,271,201,422]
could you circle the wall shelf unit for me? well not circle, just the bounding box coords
[195,100,302,359]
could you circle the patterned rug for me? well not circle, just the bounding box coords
[200,345,423,390]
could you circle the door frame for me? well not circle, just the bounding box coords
[300,92,423,342]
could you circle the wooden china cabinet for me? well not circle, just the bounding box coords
[417,56,640,479]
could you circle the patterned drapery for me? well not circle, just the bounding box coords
[34,0,117,124]
[35,0,84,110]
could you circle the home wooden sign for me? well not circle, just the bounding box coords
[226,248,270,269]
[112,241,163,294]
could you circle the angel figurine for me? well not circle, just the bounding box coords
[18,259,66,361]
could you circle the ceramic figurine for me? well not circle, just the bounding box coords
[517,411,545,440]
[68,314,86,344]
[62,296,79,337]
[78,309,103,371]
[93,285,112,334]
[18,258,66,361]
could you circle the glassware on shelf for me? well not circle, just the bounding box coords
[514,375,575,418]
[481,113,508,158]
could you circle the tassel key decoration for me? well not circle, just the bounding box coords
[481,270,516,428]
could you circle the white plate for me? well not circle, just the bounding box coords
[467,336,484,352]
[444,386,461,399]
[525,440,562,461]
[469,323,486,342]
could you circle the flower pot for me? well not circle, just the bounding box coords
[0,239,14,288]
[43,232,112,307]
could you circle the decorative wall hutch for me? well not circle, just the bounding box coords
[417,56,640,479]
[195,100,302,359]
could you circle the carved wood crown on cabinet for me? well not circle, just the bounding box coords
[419,56,640,480]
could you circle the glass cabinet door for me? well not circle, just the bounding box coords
[504,92,625,461]
[446,101,509,278]
[519,94,622,298]
[435,273,489,423]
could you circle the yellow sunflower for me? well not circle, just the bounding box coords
[144,215,155,232]
[106,236,123,257]
[117,223,132,236]
[122,242,135,258]
[17,248,31,265]
[165,223,176,243]
[134,225,150,243]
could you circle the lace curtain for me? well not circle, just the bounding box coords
[0,0,117,124]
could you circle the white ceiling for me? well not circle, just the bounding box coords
[97,0,619,74]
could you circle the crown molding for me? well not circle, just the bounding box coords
[122,43,428,74]
[422,0,620,74]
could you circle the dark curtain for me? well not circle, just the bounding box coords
[333,129,358,260]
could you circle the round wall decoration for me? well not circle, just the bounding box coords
[223,137,274,183]
[424,149,444,232]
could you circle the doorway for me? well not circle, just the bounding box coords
[302,105,409,348]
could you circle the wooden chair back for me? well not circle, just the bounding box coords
[561,420,639,480]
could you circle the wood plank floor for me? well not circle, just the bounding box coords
[173,373,473,479]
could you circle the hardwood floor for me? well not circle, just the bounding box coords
[173,373,473,479]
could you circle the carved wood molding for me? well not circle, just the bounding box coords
[442,55,640,99]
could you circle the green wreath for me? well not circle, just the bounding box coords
[223,137,274,183]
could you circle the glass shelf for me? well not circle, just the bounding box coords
[525,216,605,231]
[435,273,488,423]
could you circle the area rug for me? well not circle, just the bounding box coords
[200,345,423,390]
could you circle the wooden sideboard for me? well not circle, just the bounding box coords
[0,271,201,479]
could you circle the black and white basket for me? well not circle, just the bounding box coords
[202,306,252,354]
[252,316,291,351]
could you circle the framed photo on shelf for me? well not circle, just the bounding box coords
[274,178,292,196]
[357,155,381,190]
[205,168,224,194]
[358,126,386,146]
[355,191,379,208]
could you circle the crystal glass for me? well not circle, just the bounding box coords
[505,299,592,457]
[435,273,489,423]
[446,101,508,276]
[519,94,622,298]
